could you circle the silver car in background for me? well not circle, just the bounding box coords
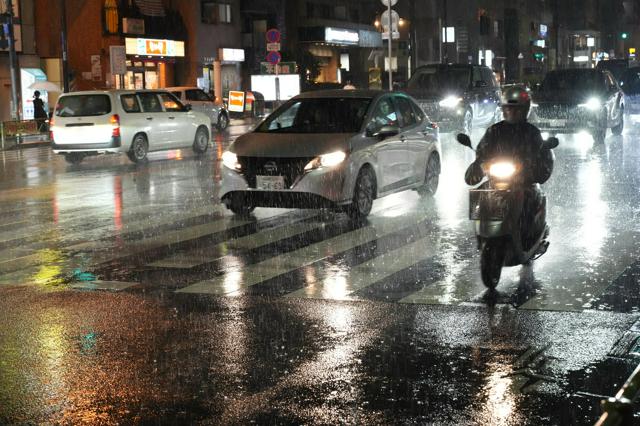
[220,90,441,220]
[168,87,229,131]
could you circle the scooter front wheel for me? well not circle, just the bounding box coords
[481,240,505,289]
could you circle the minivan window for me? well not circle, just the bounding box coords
[55,95,111,117]
[186,89,213,102]
[158,93,185,112]
[408,67,471,91]
[121,94,141,113]
[138,93,163,112]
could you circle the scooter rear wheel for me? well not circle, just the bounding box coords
[481,240,504,289]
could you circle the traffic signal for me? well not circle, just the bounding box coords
[622,32,629,39]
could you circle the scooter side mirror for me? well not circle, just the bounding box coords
[543,137,559,150]
[456,133,473,149]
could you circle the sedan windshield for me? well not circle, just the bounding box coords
[541,70,603,92]
[407,67,471,91]
[256,98,371,133]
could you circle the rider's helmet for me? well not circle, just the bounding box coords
[501,86,531,124]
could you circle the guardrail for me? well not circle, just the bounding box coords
[595,362,640,425]
[0,119,48,149]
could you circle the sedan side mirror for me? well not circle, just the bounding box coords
[373,125,400,140]
[543,136,559,150]
[456,133,473,149]
[184,104,192,112]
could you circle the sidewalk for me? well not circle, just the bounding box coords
[2,133,50,150]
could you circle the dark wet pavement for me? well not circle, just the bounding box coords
[2,120,640,424]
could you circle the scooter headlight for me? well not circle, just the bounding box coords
[489,162,516,179]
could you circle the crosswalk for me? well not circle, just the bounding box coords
[3,139,640,313]
[0,185,629,313]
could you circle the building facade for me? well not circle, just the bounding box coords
[1,0,41,121]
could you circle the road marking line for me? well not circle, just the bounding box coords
[147,212,322,268]
[70,280,139,291]
[285,231,440,300]
[177,202,432,296]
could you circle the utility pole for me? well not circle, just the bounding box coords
[387,0,392,90]
[442,0,448,62]
[60,0,69,92]
[6,0,19,119]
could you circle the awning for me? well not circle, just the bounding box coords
[134,0,165,17]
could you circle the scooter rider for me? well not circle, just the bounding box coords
[464,86,554,249]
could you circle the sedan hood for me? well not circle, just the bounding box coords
[532,90,603,104]
[231,132,353,158]
[404,88,462,101]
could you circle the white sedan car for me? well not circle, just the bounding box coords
[50,90,211,164]
[168,87,229,130]
[220,90,441,220]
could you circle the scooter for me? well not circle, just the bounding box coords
[456,133,559,289]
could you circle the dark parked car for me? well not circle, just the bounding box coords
[596,59,629,82]
[405,64,501,134]
[619,67,640,116]
[529,68,625,144]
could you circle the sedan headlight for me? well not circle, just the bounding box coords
[222,151,241,171]
[489,162,516,179]
[439,96,463,108]
[304,151,347,171]
[578,97,602,111]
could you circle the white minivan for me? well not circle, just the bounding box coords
[50,90,211,164]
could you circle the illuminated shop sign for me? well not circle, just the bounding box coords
[219,48,245,62]
[325,27,359,45]
[125,38,185,57]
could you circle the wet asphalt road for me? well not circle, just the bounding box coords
[2,120,640,424]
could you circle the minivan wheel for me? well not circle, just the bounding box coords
[128,134,148,163]
[348,167,375,221]
[64,153,85,164]
[417,154,440,197]
[216,112,229,131]
[193,126,209,154]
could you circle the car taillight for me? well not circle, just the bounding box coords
[110,114,120,137]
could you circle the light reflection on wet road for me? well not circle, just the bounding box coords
[1,120,640,424]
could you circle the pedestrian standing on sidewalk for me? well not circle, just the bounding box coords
[33,91,47,132]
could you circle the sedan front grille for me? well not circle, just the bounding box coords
[237,156,315,189]
[534,103,577,120]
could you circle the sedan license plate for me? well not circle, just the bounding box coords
[549,119,566,127]
[256,175,285,190]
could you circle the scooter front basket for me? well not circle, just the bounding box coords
[469,189,511,220]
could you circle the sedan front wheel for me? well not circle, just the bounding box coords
[348,167,376,221]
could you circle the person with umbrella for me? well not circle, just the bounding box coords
[33,91,48,132]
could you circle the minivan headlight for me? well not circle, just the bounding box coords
[578,97,602,111]
[222,151,241,171]
[304,151,347,171]
[439,96,463,108]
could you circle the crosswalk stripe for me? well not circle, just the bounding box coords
[285,231,441,300]
[146,211,323,268]
[0,200,220,245]
[0,209,252,274]
[176,201,433,296]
